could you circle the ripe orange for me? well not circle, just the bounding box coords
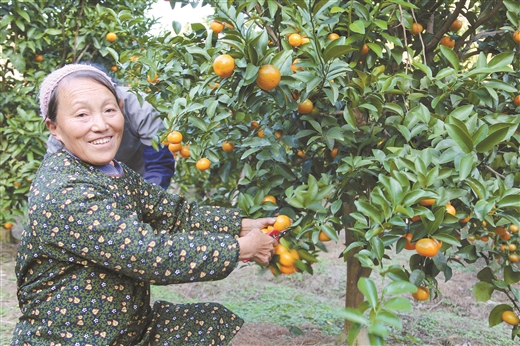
[412,215,421,222]
[250,120,259,129]
[279,264,296,274]
[147,74,159,84]
[257,129,264,138]
[440,36,455,48]
[4,222,14,229]
[412,286,430,301]
[510,224,519,233]
[273,215,292,231]
[460,214,471,223]
[168,143,182,153]
[179,146,190,158]
[467,235,476,242]
[275,244,289,255]
[328,33,339,40]
[513,30,520,44]
[209,82,220,89]
[130,56,139,62]
[496,226,507,236]
[480,235,489,242]
[415,238,440,257]
[509,244,517,251]
[410,23,423,35]
[222,141,234,152]
[106,32,117,42]
[210,21,224,33]
[35,55,44,62]
[514,95,520,107]
[110,65,118,72]
[403,233,416,250]
[213,54,235,78]
[275,131,282,139]
[256,64,281,91]
[288,33,302,47]
[420,198,436,207]
[298,99,313,114]
[289,249,300,260]
[501,232,512,241]
[297,150,306,158]
[331,148,339,158]
[262,195,277,204]
[360,44,369,55]
[446,203,456,216]
[449,19,462,32]
[509,254,519,263]
[291,59,303,73]
[196,158,211,171]
[279,252,296,266]
[502,311,520,325]
[167,131,183,144]
[318,231,331,242]
[301,37,310,44]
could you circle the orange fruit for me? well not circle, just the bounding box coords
[168,143,182,153]
[412,286,430,301]
[509,254,519,263]
[288,33,302,47]
[301,37,310,44]
[167,131,183,144]
[110,65,118,72]
[275,131,282,139]
[480,235,489,242]
[147,74,159,84]
[213,54,235,78]
[106,32,117,42]
[289,249,300,260]
[291,59,302,73]
[496,226,507,236]
[502,311,520,325]
[510,224,519,233]
[415,238,440,257]
[298,99,313,114]
[210,21,224,33]
[223,22,234,30]
[275,244,289,255]
[35,55,44,62]
[449,19,462,32]
[279,252,296,266]
[262,195,277,204]
[179,146,190,158]
[410,23,423,35]
[222,141,234,152]
[210,82,220,89]
[250,120,259,129]
[440,36,455,48]
[4,222,14,229]
[403,233,416,250]
[420,198,436,207]
[412,215,421,222]
[331,148,339,158]
[513,30,520,44]
[130,56,139,62]
[514,95,520,107]
[360,44,369,55]
[509,244,517,251]
[501,232,512,241]
[297,150,306,158]
[318,231,331,242]
[460,215,471,223]
[273,215,292,231]
[446,203,456,216]
[467,235,476,242]
[279,264,296,275]
[196,158,211,171]
[256,64,281,91]
[328,33,339,40]
[257,129,264,138]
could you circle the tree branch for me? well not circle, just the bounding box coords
[254,4,280,50]
[425,0,466,52]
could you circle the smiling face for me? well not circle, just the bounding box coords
[46,77,124,166]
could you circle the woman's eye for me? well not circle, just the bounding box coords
[76,113,87,117]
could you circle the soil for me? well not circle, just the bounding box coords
[0,237,514,346]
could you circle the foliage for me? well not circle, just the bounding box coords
[0,0,158,227]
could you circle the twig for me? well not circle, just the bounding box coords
[398,5,411,74]
[410,6,427,65]
[425,0,466,52]
[427,298,443,312]
[485,165,505,179]
[254,4,280,50]
[72,0,86,62]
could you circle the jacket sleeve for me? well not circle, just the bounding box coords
[142,144,176,189]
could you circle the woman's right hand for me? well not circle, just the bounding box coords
[237,228,278,266]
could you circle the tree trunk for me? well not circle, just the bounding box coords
[337,202,372,345]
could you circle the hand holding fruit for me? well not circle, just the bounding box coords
[237,228,278,266]
[240,217,277,237]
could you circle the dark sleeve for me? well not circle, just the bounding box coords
[142,144,176,189]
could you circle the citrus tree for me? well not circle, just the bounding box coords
[0,0,157,237]
[127,0,519,343]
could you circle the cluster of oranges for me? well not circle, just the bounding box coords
[494,224,520,263]
[164,131,211,171]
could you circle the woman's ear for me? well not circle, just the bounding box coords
[46,119,62,142]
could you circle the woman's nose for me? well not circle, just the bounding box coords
[90,113,109,131]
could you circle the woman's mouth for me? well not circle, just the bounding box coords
[90,137,112,145]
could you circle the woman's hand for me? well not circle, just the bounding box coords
[240,217,277,237]
[237,228,278,266]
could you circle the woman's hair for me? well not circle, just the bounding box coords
[46,71,120,123]
[39,64,119,122]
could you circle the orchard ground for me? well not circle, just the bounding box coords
[0,235,517,346]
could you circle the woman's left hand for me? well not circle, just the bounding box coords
[240,217,277,237]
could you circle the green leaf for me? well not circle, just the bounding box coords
[354,201,383,224]
[488,52,514,68]
[445,123,473,153]
[489,304,512,327]
[375,311,402,329]
[383,297,413,312]
[382,280,418,296]
[358,278,378,308]
[323,37,356,62]
[475,127,510,153]
[336,308,369,325]
[440,45,459,71]
[458,153,474,181]
[504,265,520,285]
[472,281,494,302]
[350,20,365,34]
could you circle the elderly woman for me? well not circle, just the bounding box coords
[11,64,278,345]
